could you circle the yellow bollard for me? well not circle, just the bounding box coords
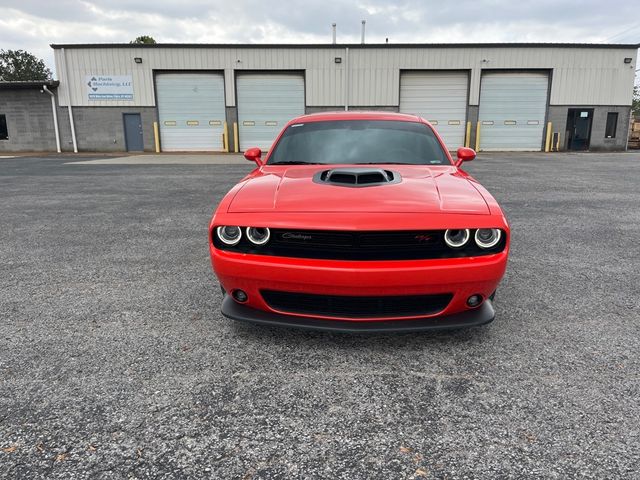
[153,122,160,153]
[475,122,481,152]
[465,122,471,148]
[544,122,552,152]
[222,122,229,152]
[233,122,239,153]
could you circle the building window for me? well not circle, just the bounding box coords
[605,112,618,138]
[0,114,7,140]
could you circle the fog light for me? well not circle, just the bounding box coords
[466,294,483,308]
[232,289,248,303]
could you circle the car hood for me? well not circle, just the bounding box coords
[228,165,490,214]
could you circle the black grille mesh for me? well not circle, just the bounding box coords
[261,290,453,318]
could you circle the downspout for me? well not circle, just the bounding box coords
[42,85,61,153]
[61,48,78,153]
[626,108,633,152]
[344,47,349,111]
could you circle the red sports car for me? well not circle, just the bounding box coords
[209,112,509,332]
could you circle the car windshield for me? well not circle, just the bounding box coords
[267,120,449,165]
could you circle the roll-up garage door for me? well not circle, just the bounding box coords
[399,71,468,148]
[236,73,305,151]
[478,72,549,151]
[156,73,226,151]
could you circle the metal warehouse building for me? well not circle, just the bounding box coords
[1,42,637,153]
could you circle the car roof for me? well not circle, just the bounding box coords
[289,111,424,124]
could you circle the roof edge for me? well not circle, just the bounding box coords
[49,42,640,50]
[0,80,59,90]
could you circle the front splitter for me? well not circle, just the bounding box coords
[220,295,495,333]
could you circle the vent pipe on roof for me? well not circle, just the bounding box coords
[332,23,336,44]
[361,20,366,44]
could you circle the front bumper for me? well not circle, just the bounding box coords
[211,245,508,325]
[221,294,495,332]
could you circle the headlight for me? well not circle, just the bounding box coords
[246,227,270,245]
[216,226,242,245]
[444,229,470,248]
[474,228,501,249]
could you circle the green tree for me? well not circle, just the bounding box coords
[130,35,157,44]
[0,49,52,81]
[633,85,640,119]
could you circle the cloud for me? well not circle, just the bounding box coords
[0,0,638,77]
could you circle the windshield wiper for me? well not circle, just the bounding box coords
[353,162,414,165]
[269,161,322,165]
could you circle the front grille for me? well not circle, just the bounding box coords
[212,229,507,261]
[270,229,445,260]
[261,290,453,319]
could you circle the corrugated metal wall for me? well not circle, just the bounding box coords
[54,45,637,108]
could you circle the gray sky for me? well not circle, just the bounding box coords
[1,0,639,76]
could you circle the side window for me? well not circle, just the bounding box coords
[605,112,618,139]
[0,114,7,140]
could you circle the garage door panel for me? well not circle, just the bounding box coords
[237,73,305,151]
[400,72,468,148]
[479,73,549,151]
[156,73,226,152]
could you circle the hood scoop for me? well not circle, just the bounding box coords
[313,168,401,188]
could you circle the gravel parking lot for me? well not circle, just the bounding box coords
[1,152,639,479]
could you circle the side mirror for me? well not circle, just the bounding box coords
[244,147,262,166]
[455,147,476,167]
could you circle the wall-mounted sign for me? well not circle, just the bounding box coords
[86,75,133,100]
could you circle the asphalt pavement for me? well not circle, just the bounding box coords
[0,151,639,479]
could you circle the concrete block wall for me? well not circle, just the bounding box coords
[547,105,631,151]
[65,107,157,152]
[3,89,631,153]
[0,89,160,153]
[0,90,58,152]
[55,105,73,151]
[588,106,631,151]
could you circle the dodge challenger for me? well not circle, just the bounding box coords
[209,112,509,332]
